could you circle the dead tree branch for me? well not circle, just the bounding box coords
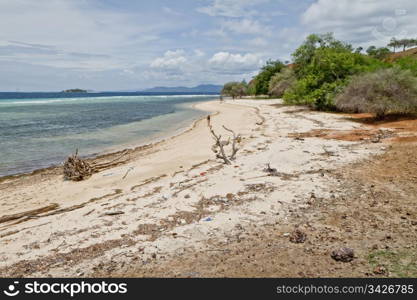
[208,123,241,164]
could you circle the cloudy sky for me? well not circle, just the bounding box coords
[0,0,416,91]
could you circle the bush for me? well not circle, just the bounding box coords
[268,68,296,98]
[221,81,247,99]
[335,67,417,118]
[246,79,257,96]
[283,75,346,110]
[394,56,417,76]
[253,60,285,95]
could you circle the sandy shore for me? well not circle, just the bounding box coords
[1,99,416,277]
[0,100,257,215]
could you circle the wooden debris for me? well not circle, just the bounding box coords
[63,149,129,181]
[63,149,93,181]
[208,123,241,165]
[0,203,59,224]
[122,167,134,179]
[101,211,125,216]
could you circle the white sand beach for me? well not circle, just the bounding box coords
[0,99,415,277]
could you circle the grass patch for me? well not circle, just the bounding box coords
[368,249,417,277]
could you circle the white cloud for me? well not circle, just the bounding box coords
[194,49,205,57]
[301,0,417,47]
[209,52,262,73]
[150,50,187,69]
[247,37,269,47]
[0,0,165,71]
[197,0,270,18]
[221,19,272,35]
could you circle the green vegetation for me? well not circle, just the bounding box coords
[394,56,417,76]
[368,249,417,277]
[221,33,417,118]
[221,81,247,99]
[252,60,285,95]
[268,68,296,98]
[284,33,387,110]
[335,67,417,119]
[366,46,391,60]
[388,37,417,52]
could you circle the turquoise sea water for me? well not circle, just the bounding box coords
[0,93,217,176]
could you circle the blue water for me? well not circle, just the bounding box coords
[0,92,218,176]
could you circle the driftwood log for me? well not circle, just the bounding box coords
[208,120,241,165]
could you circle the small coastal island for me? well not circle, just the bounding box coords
[61,88,87,93]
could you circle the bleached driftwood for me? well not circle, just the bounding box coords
[208,122,241,165]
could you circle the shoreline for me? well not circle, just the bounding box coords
[0,99,260,216]
[0,99,416,277]
[0,100,219,183]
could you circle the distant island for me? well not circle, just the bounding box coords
[61,88,87,93]
[140,84,222,93]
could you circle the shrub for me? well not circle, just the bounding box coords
[268,68,296,97]
[246,79,257,95]
[394,56,417,76]
[283,75,346,110]
[253,60,285,95]
[335,67,417,119]
[221,81,247,99]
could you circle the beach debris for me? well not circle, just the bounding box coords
[83,209,95,216]
[203,217,213,222]
[122,167,134,179]
[101,211,125,216]
[0,203,59,224]
[63,149,129,181]
[289,229,307,243]
[208,123,241,165]
[373,265,387,275]
[263,163,279,176]
[331,247,355,262]
[63,149,93,181]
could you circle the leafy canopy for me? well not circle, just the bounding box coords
[253,60,285,95]
[284,33,387,110]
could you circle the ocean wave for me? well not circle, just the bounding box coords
[0,94,216,105]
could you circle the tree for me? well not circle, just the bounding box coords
[391,38,417,52]
[221,81,247,99]
[366,45,377,55]
[246,79,257,95]
[284,33,383,110]
[253,60,285,95]
[355,46,363,53]
[366,46,391,59]
[388,38,400,52]
[292,33,353,78]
